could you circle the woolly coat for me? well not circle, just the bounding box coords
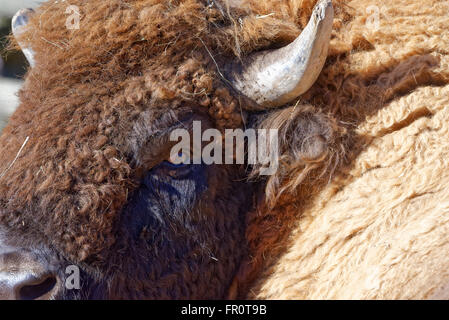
[1,0,449,299]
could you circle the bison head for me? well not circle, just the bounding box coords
[0,0,339,299]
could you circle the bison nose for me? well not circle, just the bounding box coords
[0,251,58,300]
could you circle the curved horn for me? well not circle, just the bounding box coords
[227,0,333,108]
[12,8,35,67]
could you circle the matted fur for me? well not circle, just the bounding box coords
[237,0,449,299]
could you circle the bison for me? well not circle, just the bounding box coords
[1,0,448,300]
[0,0,338,299]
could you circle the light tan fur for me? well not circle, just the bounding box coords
[249,0,449,299]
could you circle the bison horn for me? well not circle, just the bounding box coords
[226,0,333,108]
[12,8,35,68]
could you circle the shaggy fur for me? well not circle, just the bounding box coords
[234,0,449,299]
[1,0,346,299]
[3,0,344,260]
[2,0,448,299]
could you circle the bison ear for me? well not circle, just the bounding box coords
[12,8,35,68]
[227,0,333,109]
